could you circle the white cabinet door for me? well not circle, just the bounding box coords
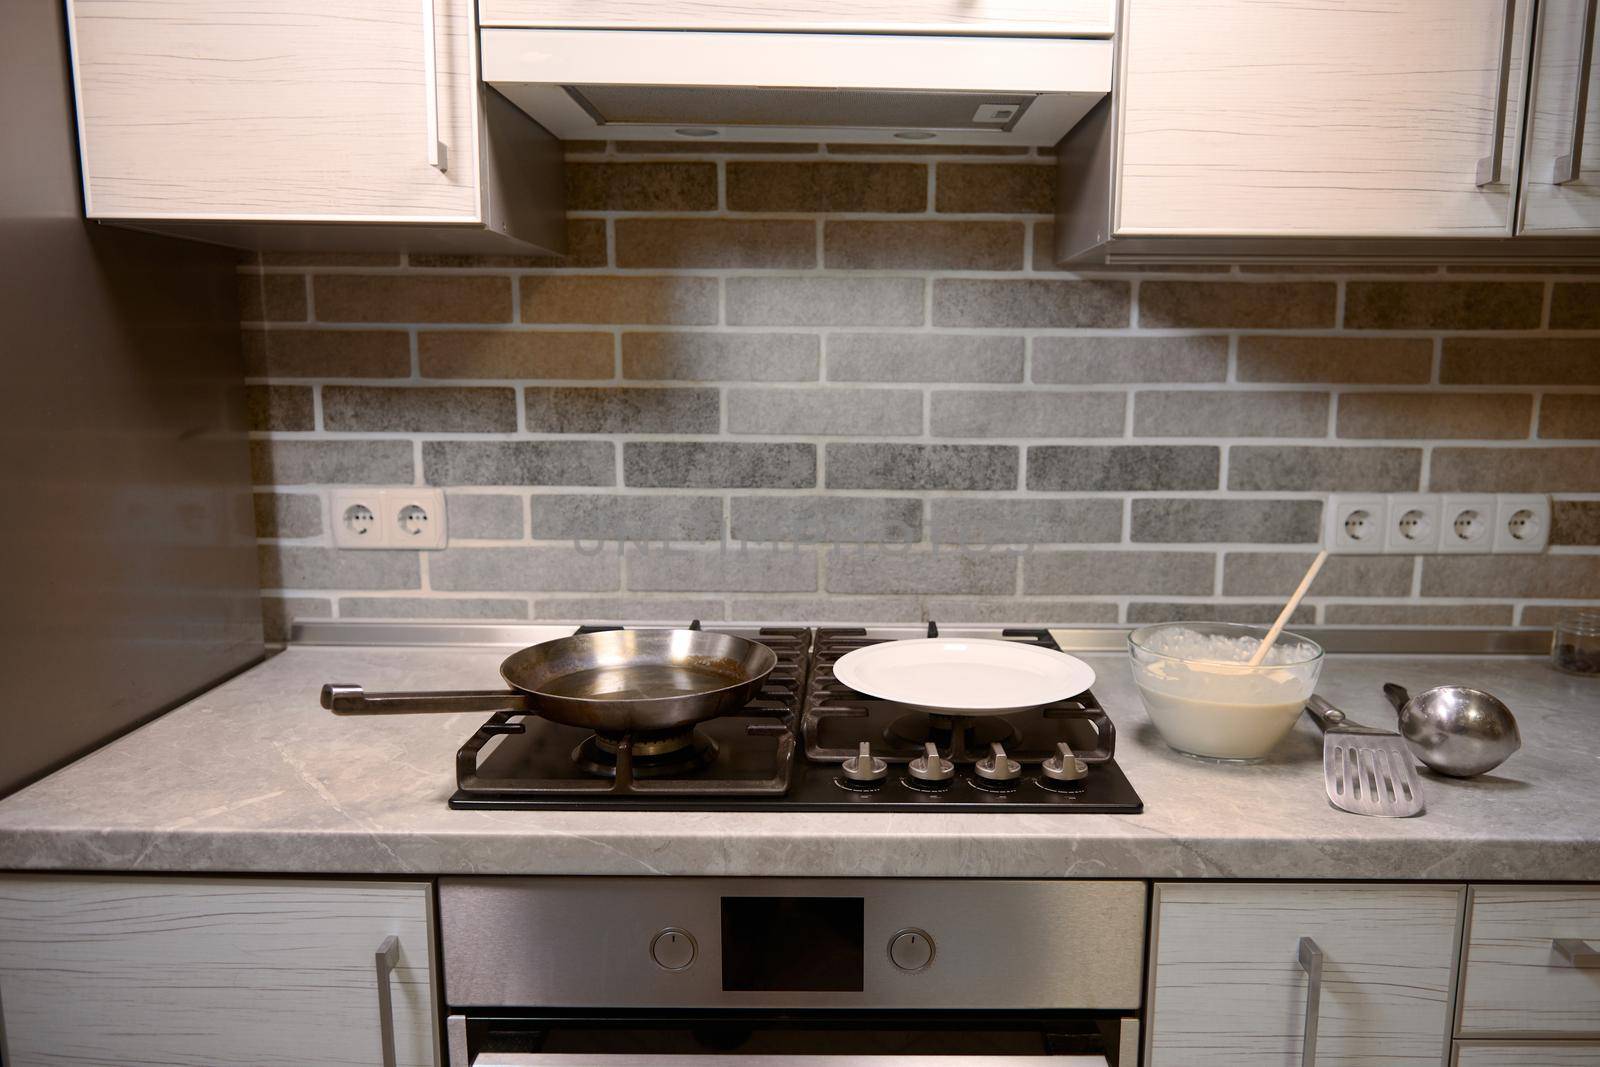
[0,876,438,1067]
[479,0,1116,35]
[68,0,481,222]
[1146,882,1464,1067]
[1459,885,1600,1037]
[1519,0,1600,234]
[1116,0,1532,238]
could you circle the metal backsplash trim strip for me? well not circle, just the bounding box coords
[290,620,1554,655]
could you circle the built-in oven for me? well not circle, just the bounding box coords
[439,878,1147,1066]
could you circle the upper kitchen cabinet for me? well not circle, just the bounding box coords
[1057,0,1600,263]
[65,0,563,255]
[1520,0,1600,235]
[479,0,1116,35]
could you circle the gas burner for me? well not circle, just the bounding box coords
[573,727,719,779]
[884,711,1019,756]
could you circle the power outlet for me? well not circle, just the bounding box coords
[1384,494,1442,553]
[1440,495,1498,554]
[331,488,447,550]
[1325,495,1388,553]
[1492,494,1550,553]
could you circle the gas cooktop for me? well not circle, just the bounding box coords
[442,623,1143,814]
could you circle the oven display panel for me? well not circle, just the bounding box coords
[721,896,865,992]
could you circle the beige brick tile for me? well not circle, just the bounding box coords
[238,273,307,322]
[1337,393,1532,439]
[1140,281,1335,328]
[244,385,313,431]
[243,329,410,378]
[1344,281,1542,329]
[1553,500,1600,545]
[418,331,614,379]
[615,218,815,269]
[1430,446,1600,491]
[1238,337,1433,384]
[1550,282,1600,328]
[1539,395,1600,439]
[726,161,926,212]
[825,220,1024,270]
[1033,336,1227,384]
[1442,338,1600,384]
[934,163,1055,214]
[727,277,924,326]
[932,279,1129,328]
[315,275,512,324]
[521,276,718,325]
[623,332,819,381]
[1134,390,1329,437]
[565,162,717,211]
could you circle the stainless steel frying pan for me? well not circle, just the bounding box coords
[321,629,777,734]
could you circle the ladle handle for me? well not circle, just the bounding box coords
[1382,683,1412,715]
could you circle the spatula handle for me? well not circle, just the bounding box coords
[1304,694,1347,732]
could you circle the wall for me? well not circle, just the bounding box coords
[243,143,1600,636]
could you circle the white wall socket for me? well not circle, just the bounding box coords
[331,488,447,550]
[1439,494,1497,554]
[1328,493,1549,554]
[1325,494,1388,553]
[1385,494,1441,553]
[1492,494,1550,553]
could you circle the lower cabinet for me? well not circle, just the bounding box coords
[1459,885,1600,1038]
[0,875,438,1067]
[1145,882,1464,1067]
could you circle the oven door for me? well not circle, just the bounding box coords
[447,1013,1136,1067]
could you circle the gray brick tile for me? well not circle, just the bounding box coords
[446,493,525,539]
[1227,446,1421,491]
[728,387,923,436]
[243,329,410,379]
[731,496,921,543]
[1324,603,1514,626]
[1345,281,1543,330]
[1127,602,1315,625]
[253,493,322,539]
[530,494,723,541]
[935,163,1055,214]
[258,545,419,590]
[534,596,728,622]
[315,275,511,324]
[626,545,818,591]
[261,596,330,642]
[827,334,1023,383]
[825,221,1024,270]
[429,546,621,591]
[250,440,415,486]
[1337,393,1532,439]
[245,385,314,432]
[824,547,1017,594]
[522,276,719,326]
[729,597,924,622]
[726,277,925,327]
[825,444,1018,490]
[1033,336,1227,384]
[323,386,517,433]
[1238,337,1433,384]
[932,279,1129,328]
[337,596,528,619]
[524,386,720,434]
[422,441,616,487]
[925,598,1120,624]
[1140,281,1335,328]
[1422,555,1600,598]
[930,499,1122,544]
[1224,553,1412,597]
[623,332,820,382]
[1134,390,1329,438]
[931,390,1125,438]
[1553,501,1600,545]
[1429,447,1600,492]
[1025,551,1215,595]
[1131,499,1323,544]
[1027,445,1219,491]
[624,442,816,488]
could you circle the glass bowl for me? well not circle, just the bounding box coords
[1128,622,1324,762]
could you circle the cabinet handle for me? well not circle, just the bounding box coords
[376,935,401,1067]
[1553,0,1598,184]
[421,0,448,172]
[1553,937,1600,967]
[1297,937,1324,1067]
[1477,0,1519,186]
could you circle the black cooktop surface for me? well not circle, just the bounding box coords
[447,624,1144,814]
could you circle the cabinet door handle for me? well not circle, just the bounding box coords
[1553,937,1600,967]
[421,0,448,172]
[1297,937,1324,1067]
[1553,0,1598,184]
[376,935,401,1067]
[1478,0,1519,186]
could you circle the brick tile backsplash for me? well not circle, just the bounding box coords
[245,150,1598,628]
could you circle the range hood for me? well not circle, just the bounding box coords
[480,30,1112,146]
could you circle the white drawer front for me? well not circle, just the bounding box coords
[1147,882,1464,1067]
[1455,1042,1600,1065]
[1460,885,1600,1037]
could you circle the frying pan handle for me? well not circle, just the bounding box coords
[1382,683,1412,715]
[321,684,532,715]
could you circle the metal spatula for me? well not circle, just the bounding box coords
[1305,695,1425,818]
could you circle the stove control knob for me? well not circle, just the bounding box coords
[974,741,1021,783]
[1041,742,1088,787]
[650,928,697,971]
[842,742,889,784]
[907,742,954,784]
[888,928,935,972]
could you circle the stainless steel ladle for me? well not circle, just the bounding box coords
[1382,683,1522,778]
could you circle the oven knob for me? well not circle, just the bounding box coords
[974,741,1021,784]
[650,928,697,971]
[1041,741,1089,792]
[841,741,888,786]
[888,928,935,972]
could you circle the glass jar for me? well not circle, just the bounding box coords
[1551,609,1600,676]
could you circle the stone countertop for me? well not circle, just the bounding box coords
[0,642,1596,880]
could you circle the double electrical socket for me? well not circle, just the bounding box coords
[330,488,447,550]
[1325,493,1549,555]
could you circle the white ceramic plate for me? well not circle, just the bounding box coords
[833,638,1096,716]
